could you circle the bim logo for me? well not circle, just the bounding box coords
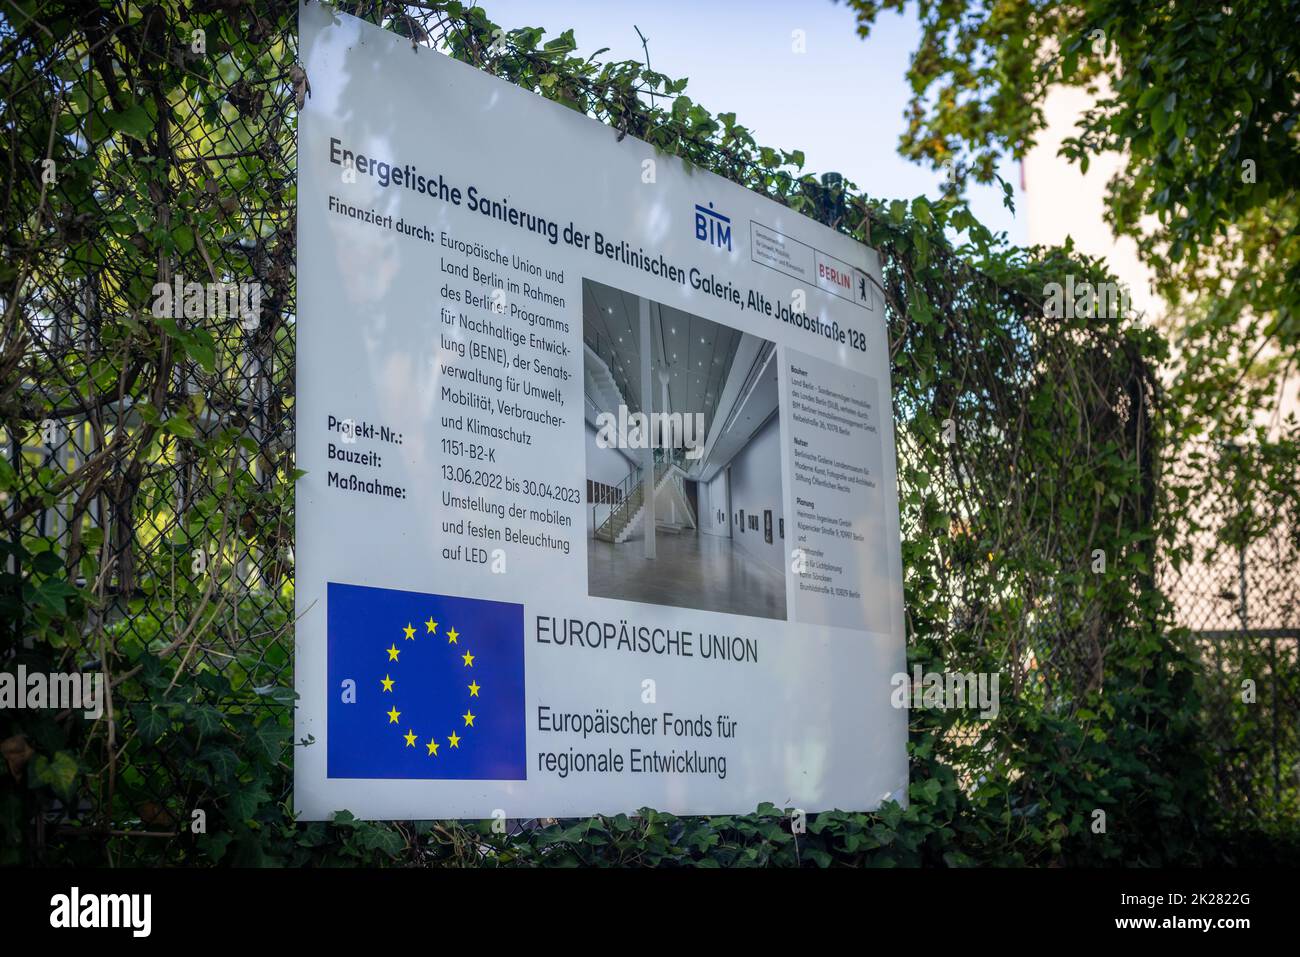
[694,202,731,251]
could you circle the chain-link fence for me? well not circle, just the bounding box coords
[1164,440,1300,825]
[1,0,301,864]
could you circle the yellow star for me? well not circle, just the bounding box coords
[468,680,481,697]
[403,623,416,640]
[380,674,394,692]
[448,731,461,748]
[462,650,475,667]
[462,709,476,727]
[387,706,400,724]
[426,738,439,756]
[425,617,437,634]
[404,729,417,747]
[387,644,400,662]
[447,627,459,644]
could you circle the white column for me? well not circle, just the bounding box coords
[640,296,656,559]
[659,369,670,447]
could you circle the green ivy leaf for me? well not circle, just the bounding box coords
[104,103,153,143]
[30,751,80,803]
[132,705,170,744]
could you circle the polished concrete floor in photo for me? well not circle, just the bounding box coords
[587,529,788,620]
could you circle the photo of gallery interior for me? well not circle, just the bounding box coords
[583,277,787,620]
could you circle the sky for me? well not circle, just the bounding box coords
[477,0,1027,247]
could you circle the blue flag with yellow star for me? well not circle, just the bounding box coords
[327,582,526,780]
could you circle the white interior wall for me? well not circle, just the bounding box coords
[726,414,784,573]
[698,469,731,538]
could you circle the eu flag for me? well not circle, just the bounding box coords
[327,582,526,780]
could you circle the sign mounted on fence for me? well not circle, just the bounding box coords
[295,1,908,820]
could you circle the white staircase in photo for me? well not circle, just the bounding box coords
[584,343,628,419]
[594,460,697,544]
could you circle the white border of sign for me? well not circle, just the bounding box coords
[295,1,908,821]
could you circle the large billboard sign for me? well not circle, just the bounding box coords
[295,2,908,820]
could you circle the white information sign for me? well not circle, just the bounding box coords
[295,1,908,820]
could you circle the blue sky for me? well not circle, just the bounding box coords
[478,0,1027,246]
